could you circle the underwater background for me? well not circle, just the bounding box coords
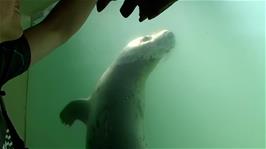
[12,0,265,149]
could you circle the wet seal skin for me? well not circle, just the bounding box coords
[60,30,175,149]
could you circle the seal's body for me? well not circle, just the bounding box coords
[60,30,175,149]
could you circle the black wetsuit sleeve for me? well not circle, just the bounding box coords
[0,34,31,149]
[0,34,31,87]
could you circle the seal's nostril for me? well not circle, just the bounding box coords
[141,36,152,42]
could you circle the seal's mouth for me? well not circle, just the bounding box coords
[151,30,175,53]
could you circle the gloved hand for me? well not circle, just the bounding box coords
[96,0,178,22]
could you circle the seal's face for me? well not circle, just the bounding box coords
[117,30,175,65]
[108,30,175,82]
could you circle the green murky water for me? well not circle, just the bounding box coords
[25,1,265,149]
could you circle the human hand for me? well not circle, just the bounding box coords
[96,0,178,22]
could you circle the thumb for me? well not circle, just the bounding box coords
[96,0,113,12]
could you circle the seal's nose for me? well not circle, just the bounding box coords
[155,30,175,53]
[165,31,175,41]
[153,30,174,38]
[166,31,176,50]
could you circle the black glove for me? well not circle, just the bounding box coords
[96,0,178,22]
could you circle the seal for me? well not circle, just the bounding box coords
[60,30,175,149]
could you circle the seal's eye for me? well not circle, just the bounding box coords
[141,36,152,42]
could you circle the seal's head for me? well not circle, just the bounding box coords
[106,30,175,82]
[117,30,175,65]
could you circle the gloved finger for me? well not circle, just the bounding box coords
[120,0,138,18]
[138,4,148,22]
[147,0,177,20]
[96,0,112,12]
[138,0,178,21]
[139,14,147,22]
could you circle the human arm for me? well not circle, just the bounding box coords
[24,0,96,65]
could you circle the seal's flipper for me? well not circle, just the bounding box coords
[60,99,90,126]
